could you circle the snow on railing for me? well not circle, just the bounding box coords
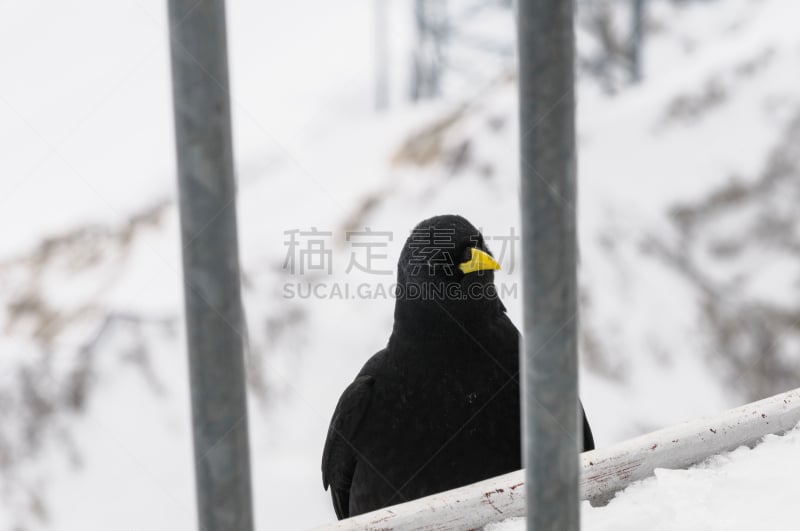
[313,386,800,531]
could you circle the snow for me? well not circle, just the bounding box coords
[487,422,800,531]
[1,0,800,529]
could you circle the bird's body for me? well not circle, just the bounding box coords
[322,215,594,519]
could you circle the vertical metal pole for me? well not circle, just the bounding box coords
[516,0,579,529]
[410,0,446,101]
[630,0,645,83]
[167,2,254,531]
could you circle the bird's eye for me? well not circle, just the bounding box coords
[460,247,473,263]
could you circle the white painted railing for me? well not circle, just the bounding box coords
[313,386,800,531]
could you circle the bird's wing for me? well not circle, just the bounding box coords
[322,374,375,520]
[581,402,596,451]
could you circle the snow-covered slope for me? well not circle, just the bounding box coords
[1,0,800,529]
[488,422,800,531]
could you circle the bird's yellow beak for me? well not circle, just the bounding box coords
[459,248,501,274]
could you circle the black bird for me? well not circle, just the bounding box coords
[322,214,594,519]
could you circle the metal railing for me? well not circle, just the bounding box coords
[517,0,580,529]
[167,1,254,530]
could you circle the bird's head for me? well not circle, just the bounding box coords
[394,214,504,329]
